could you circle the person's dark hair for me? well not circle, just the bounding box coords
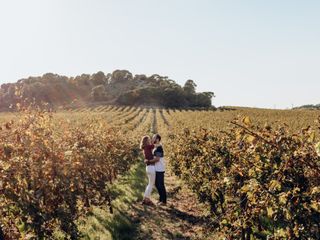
[154,133,161,142]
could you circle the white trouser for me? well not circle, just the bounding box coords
[144,165,156,198]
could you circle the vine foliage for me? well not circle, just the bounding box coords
[0,106,138,239]
[169,117,320,239]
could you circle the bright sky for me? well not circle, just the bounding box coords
[0,0,319,108]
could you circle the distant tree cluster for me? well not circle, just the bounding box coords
[117,79,214,108]
[0,70,214,110]
[294,104,320,110]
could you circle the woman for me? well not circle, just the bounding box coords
[145,134,167,205]
[140,135,156,205]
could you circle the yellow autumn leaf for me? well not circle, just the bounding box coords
[221,219,228,225]
[241,184,250,193]
[269,180,282,191]
[311,187,320,195]
[310,200,320,212]
[247,192,256,203]
[248,169,255,177]
[278,193,287,204]
[267,207,274,217]
[308,131,316,142]
[315,142,320,156]
[1,162,11,171]
[276,228,287,237]
[243,116,252,126]
[284,209,292,220]
[246,135,255,143]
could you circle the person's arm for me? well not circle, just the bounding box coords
[148,156,160,164]
[147,146,163,164]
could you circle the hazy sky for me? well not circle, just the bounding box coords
[0,0,319,108]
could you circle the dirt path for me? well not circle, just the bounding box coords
[130,169,213,240]
[79,162,214,240]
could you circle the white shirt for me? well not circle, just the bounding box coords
[155,157,166,172]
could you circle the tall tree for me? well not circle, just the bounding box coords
[183,79,197,95]
[91,71,107,85]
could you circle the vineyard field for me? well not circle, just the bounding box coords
[0,105,319,239]
[2,106,319,131]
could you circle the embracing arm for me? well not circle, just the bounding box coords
[144,146,163,164]
[144,156,160,164]
[148,156,160,164]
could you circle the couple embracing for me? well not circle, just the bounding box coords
[140,134,167,206]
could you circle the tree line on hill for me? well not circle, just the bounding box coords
[294,104,320,110]
[0,70,214,110]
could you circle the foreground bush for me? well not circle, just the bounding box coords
[0,109,138,239]
[169,117,320,239]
